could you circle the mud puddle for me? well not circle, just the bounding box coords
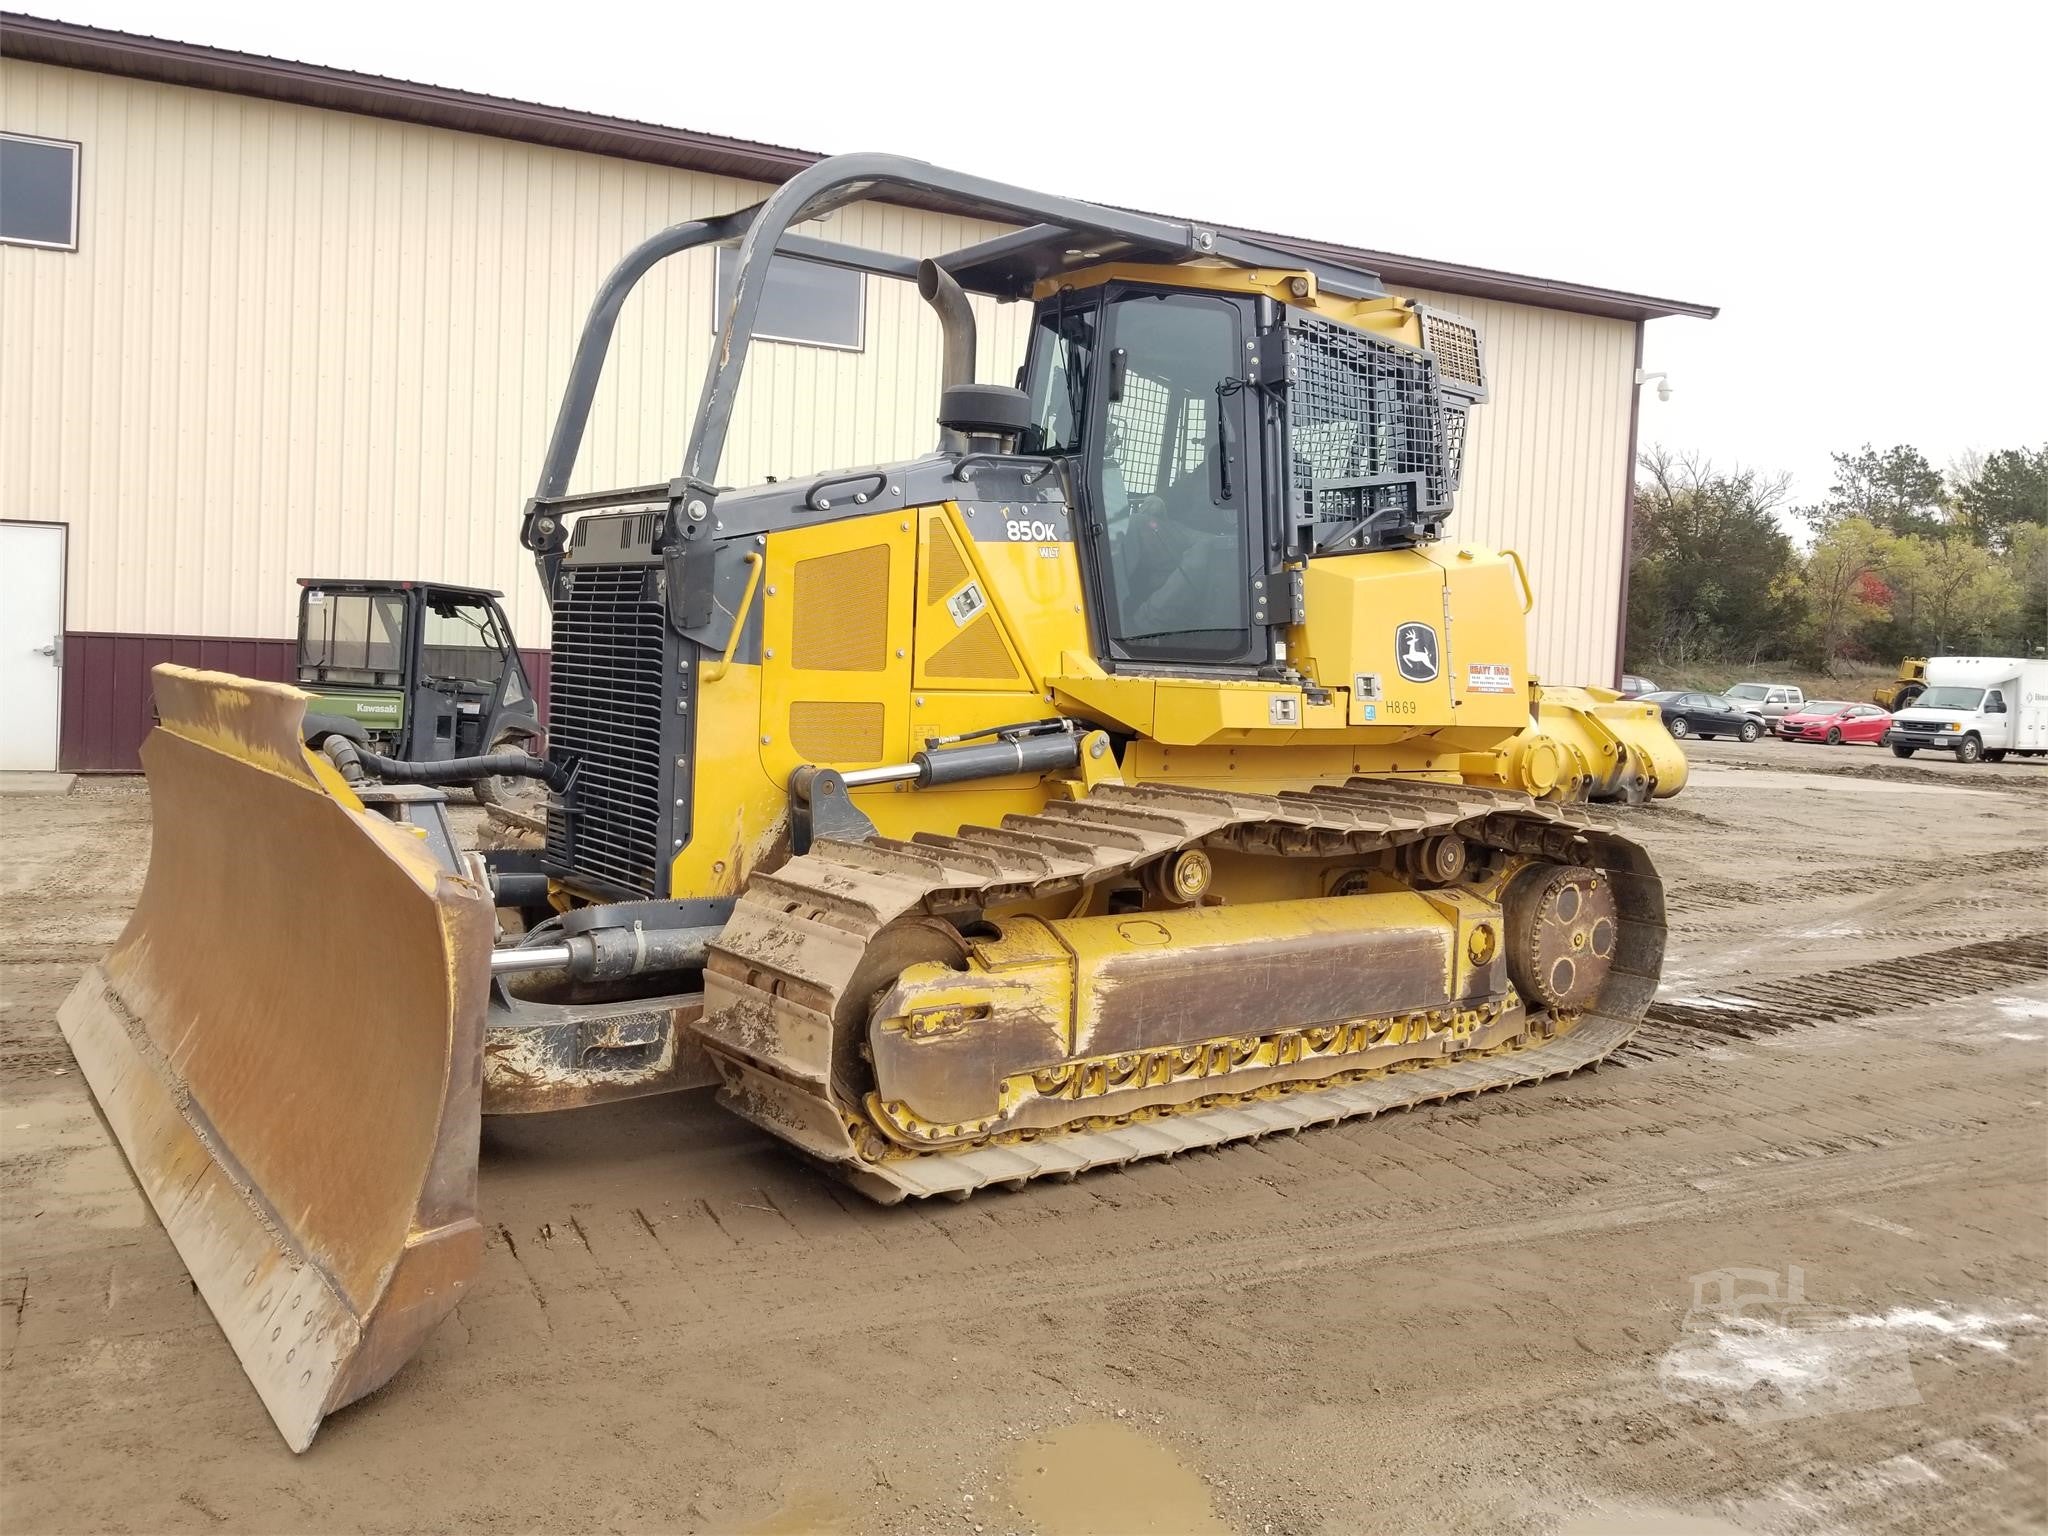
[746,1492,857,1534]
[1005,1420,1229,1535]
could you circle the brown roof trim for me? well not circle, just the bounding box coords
[1240,232,1718,322]
[2,11,1717,323]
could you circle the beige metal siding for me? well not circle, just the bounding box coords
[1393,289,1636,686]
[0,61,1031,644]
[2,60,1634,684]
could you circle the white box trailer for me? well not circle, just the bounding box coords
[1888,656,2048,762]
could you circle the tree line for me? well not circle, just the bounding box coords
[1626,442,2047,672]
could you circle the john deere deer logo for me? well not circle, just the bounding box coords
[1395,622,1439,683]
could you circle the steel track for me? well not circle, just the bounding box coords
[699,778,1666,1202]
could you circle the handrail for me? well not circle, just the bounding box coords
[1504,548,1535,614]
[699,552,763,683]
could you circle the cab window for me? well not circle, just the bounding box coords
[1023,299,1096,456]
[421,599,507,687]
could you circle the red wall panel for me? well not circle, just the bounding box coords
[59,631,552,772]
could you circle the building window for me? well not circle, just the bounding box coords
[713,246,864,351]
[0,134,80,251]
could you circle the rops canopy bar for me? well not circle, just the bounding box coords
[524,151,1388,540]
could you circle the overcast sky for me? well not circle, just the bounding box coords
[26,0,2048,514]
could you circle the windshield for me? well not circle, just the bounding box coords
[1799,701,1850,715]
[1640,692,1679,703]
[1917,686,1986,710]
[1724,684,1769,700]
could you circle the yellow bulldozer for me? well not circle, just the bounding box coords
[59,154,1683,1450]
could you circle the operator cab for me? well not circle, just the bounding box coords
[1020,270,1480,677]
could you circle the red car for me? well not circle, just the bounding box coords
[1778,700,1893,744]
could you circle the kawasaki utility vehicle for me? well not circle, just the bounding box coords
[295,578,542,806]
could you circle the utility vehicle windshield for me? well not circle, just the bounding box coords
[1724,684,1769,700]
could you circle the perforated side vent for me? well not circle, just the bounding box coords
[926,516,971,605]
[926,615,1021,681]
[792,545,890,671]
[1419,309,1487,402]
[788,700,886,762]
[1443,405,1471,491]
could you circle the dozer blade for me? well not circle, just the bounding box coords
[57,666,494,1451]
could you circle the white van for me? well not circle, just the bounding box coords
[1888,656,2048,763]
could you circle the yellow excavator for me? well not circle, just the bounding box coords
[59,155,1683,1450]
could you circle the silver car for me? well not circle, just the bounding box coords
[1722,682,1805,727]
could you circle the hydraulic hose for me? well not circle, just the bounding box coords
[322,736,572,793]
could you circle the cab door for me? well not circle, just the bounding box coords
[1077,286,1265,669]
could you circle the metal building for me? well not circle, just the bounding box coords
[0,14,1714,771]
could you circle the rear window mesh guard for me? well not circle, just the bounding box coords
[1283,315,1458,552]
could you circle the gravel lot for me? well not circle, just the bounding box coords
[3,742,2044,1534]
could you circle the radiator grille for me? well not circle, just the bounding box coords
[544,563,669,897]
[792,545,890,670]
[789,700,886,762]
[926,516,970,605]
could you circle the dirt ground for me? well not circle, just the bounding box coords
[3,740,2044,1535]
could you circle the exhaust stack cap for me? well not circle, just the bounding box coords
[939,383,1031,443]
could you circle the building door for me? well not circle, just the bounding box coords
[0,522,65,771]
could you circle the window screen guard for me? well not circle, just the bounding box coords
[1281,315,1463,554]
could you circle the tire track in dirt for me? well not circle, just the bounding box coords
[1625,934,2048,1061]
[1661,847,2045,917]
[169,997,2034,1384]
